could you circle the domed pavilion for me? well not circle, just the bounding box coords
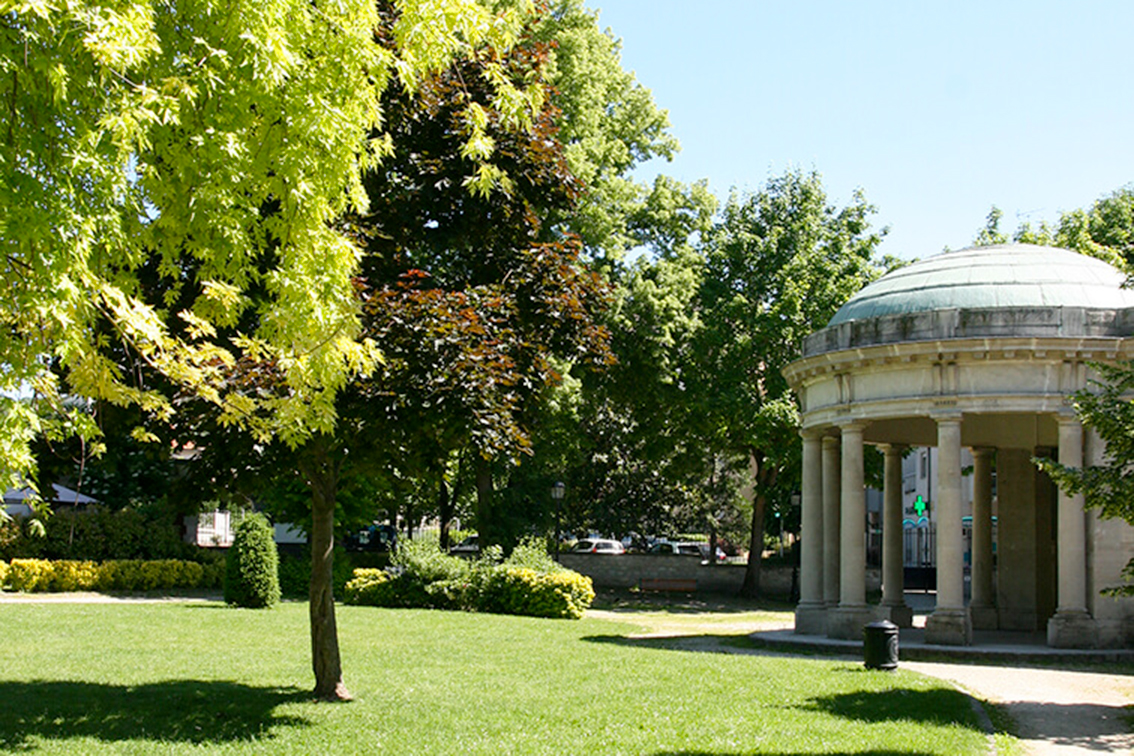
[783,243,1134,648]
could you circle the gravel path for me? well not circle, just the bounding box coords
[904,661,1133,756]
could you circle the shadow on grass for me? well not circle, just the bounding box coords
[653,751,939,756]
[591,589,792,616]
[0,680,312,750]
[807,686,981,729]
[582,633,835,657]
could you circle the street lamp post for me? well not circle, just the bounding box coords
[551,481,565,561]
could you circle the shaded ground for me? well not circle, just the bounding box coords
[589,589,1134,756]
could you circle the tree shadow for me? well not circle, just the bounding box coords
[591,589,791,615]
[988,701,1133,752]
[807,686,982,729]
[653,751,938,756]
[582,633,833,658]
[0,680,312,750]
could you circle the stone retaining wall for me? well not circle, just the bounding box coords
[559,554,881,598]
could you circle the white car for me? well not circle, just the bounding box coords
[571,538,625,554]
[649,541,703,557]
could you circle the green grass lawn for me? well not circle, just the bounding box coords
[0,600,992,755]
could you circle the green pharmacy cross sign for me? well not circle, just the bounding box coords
[913,495,928,517]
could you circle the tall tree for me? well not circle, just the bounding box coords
[696,170,885,597]
[0,0,537,496]
[5,0,560,702]
[174,6,611,700]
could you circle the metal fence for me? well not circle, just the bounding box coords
[903,524,936,567]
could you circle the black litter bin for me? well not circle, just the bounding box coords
[863,620,899,670]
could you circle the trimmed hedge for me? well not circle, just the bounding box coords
[2,558,223,592]
[277,549,367,599]
[0,507,193,562]
[224,514,280,608]
[344,540,595,620]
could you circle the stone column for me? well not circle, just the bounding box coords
[822,435,841,611]
[969,447,997,629]
[1048,416,1098,648]
[926,414,972,645]
[795,430,826,634]
[879,444,912,627]
[828,422,874,639]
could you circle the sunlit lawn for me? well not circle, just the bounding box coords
[0,600,992,755]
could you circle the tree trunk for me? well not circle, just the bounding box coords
[438,477,453,551]
[739,450,771,599]
[303,448,351,702]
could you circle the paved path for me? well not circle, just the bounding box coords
[904,660,1133,756]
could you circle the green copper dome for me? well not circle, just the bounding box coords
[828,243,1134,326]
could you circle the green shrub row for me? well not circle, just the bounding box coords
[277,549,375,599]
[344,539,594,619]
[2,558,224,592]
[0,508,195,562]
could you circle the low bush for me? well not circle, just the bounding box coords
[278,554,310,599]
[8,559,53,592]
[2,558,215,592]
[392,539,470,583]
[96,560,205,591]
[503,537,565,573]
[278,549,362,599]
[475,567,594,620]
[48,560,100,592]
[343,568,390,605]
[345,540,594,619]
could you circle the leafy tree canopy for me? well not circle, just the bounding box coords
[0,0,540,498]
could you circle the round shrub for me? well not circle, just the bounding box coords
[343,568,389,604]
[475,567,594,619]
[224,513,281,608]
[0,560,8,589]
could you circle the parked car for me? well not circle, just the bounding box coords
[450,535,479,556]
[571,538,625,554]
[698,544,729,562]
[648,541,702,557]
[344,523,397,552]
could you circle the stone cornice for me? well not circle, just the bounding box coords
[783,335,1130,389]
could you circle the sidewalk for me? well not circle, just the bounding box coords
[902,660,1133,756]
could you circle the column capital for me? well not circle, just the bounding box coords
[970,446,995,458]
[800,428,825,441]
[930,411,963,425]
[837,419,869,433]
[881,443,907,456]
[1055,412,1082,429]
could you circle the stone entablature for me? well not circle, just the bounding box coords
[803,306,1134,358]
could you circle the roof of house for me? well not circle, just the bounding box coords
[2,484,99,505]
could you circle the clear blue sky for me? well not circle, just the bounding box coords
[593,1,1134,260]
